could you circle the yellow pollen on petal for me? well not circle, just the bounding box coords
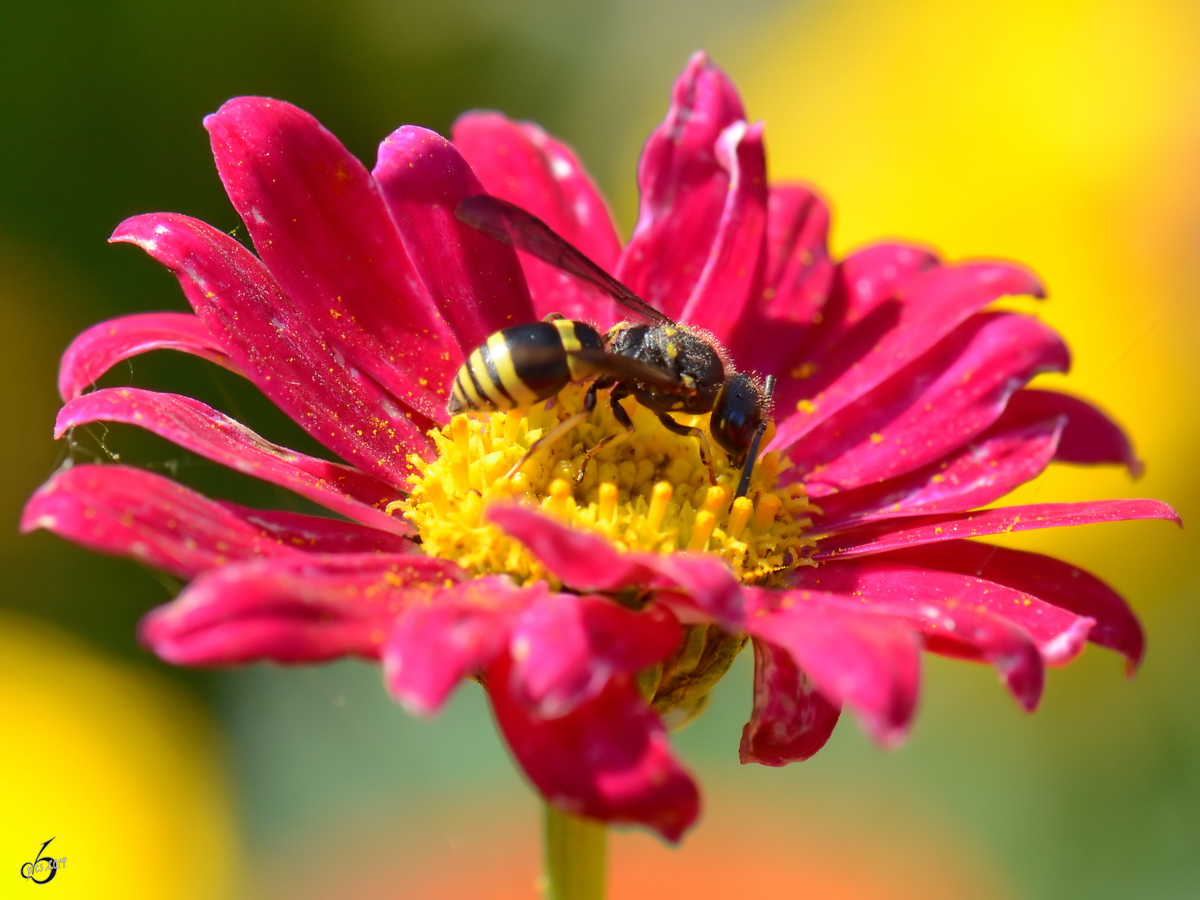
[396,384,815,586]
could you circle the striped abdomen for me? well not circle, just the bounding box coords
[448,319,605,414]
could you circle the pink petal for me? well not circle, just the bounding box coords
[794,560,1064,704]
[510,596,681,718]
[789,312,1070,492]
[814,417,1063,527]
[142,554,462,665]
[816,499,1182,560]
[744,587,921,747]
[111,213,434,484]
[763,184,834,313]
[204,97,460,422]
[452,112,622,324]
[216,503,414,555]
[876,541,1145,672]
[823,243,943,334]
[739,637,842,766]
[384,577,535,715]
[678,120,768,346]
[58,312,242,402]
[374,125,534,352]
[760,242,939,398]
[616,51,746,319]
[487,504,743,628]
[55,387,410,535]
[996,388,1142,476]
[728,184,835,369]
[488,656,700,843]
[21,464,301,578]
[772,263,1044,452]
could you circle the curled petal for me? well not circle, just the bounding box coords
[817,499,1182,560]
[679,120,768,346]
[55,387,409,535]
[617,51,746,319]
[452,112,622,323]
[788,312,1070,492]
[374,125,534,352]
[488,656,700,843]
[877,541,1146,673]
[142,554,462,665]
[793,561,1061,706]
[739,637,841,766]
[744,587,921,747]
[384,577,535,716]
[822,243,943,335]
[814,417,1063,527]
[997,389,1142,475]
[205,97,459,422]
[111,213,433,483]
[763,184,834,317]
[774,263,1044,450]
[729,184,835,369]
[21,464,300,578]
[510,596,681,718]
[59,312,242,402]
[488,504,743,627]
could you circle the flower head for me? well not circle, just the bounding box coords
[23,52,1178,843]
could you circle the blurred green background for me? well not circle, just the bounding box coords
[2,1,1197,897]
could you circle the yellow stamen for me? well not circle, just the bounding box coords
[754,493,783,533]
[545,478,573,519]
[701,484,730,518]
[648,481,674,531]
[396,384,815,586]
[728,496,753,540]
[688,510,716,551]
[598,482,618,524]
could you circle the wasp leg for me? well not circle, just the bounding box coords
[504,382,598,480]
[735,375,777,499]
[573,383,636,484]
[656,412,718,485]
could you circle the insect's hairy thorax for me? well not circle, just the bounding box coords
[605,323,725,414]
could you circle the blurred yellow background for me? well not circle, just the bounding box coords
[1,1,1196,898]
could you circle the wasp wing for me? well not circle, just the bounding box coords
[566,348,681,393]
[456,195,671,325]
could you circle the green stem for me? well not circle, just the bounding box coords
[543,803,608,900]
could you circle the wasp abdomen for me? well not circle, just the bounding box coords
[448,319,604,414]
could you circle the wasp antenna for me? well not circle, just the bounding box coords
[734,375,776,500]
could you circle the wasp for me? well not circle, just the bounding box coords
[451,195,775,499]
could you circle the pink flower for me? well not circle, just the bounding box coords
[23,52,1178,844]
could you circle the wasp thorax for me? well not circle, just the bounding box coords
[605,323,726,414]
[393,385,815,588]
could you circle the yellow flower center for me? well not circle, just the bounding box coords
[393,385,815,588]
